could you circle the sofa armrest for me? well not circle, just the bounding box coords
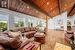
[0,45,5,50]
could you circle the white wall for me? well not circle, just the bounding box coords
[68,14,75,26]
[48,12,67,31]
[48,19,55,29]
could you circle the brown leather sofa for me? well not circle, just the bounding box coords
[0,27,45,50]
[0,31,40,50]
[0,27,38,50]
[0,31,34,49]
[0,32,22,50]
[0,32,22,49]
[10,27,37,38]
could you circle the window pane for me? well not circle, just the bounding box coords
[14,17,24,27]
[0,14,7,32]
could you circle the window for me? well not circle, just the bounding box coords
[0,14,7,32]
[14,17,24,27]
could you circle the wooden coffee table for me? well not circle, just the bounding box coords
[34,32,45,50]
[34,32,45,44]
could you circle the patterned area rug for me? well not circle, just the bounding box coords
[54,42,72,50]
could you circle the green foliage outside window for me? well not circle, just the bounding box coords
[14,22,19,27]
[0,22,7,32]
[19,21,24,27]
[14,21,24,27]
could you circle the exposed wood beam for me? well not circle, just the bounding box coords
[68,3,75,16]
[58,0,61,14]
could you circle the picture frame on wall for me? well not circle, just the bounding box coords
[67,19,71,27]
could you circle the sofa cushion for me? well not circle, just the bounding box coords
[23,31,36,38]
[9,38,22,49]
[0,32,8,37]
[0,35,10,45]
[24,27,30,32]
[17,36,35,50]
[20,39,30,48]
[30,27,36,31]
[8,31,21,38]
[0,32,22,49]
[19,28,25,33]
[10,28,19,32]
[0,35,21,48]
[24,31,36,35]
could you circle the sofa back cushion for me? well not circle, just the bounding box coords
[24,27,30,32]
[10,27,37,33]
[10,28,19,32]
[30,27,37,31]
[19,28,25,33]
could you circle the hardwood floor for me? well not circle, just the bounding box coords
[41,30,70,50]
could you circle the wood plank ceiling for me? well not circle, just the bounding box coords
[22,0,75,17]
[0,0,75,19]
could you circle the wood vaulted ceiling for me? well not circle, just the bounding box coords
[0,0,48,20]
[0,0,75,19]
[22,0,75,17]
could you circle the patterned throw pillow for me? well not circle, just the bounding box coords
[8,31,21,38]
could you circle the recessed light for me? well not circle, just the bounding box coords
[47,2,49,5]
[64,4,67,6]
[51,8,52,10]
[53,11,55,13]
[36,11,38,13]
[27,6,29,8]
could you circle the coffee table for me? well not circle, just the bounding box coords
[34,32,45,44]
[34,32,45,50]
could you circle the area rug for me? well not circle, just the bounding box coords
[54,42,72,50]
